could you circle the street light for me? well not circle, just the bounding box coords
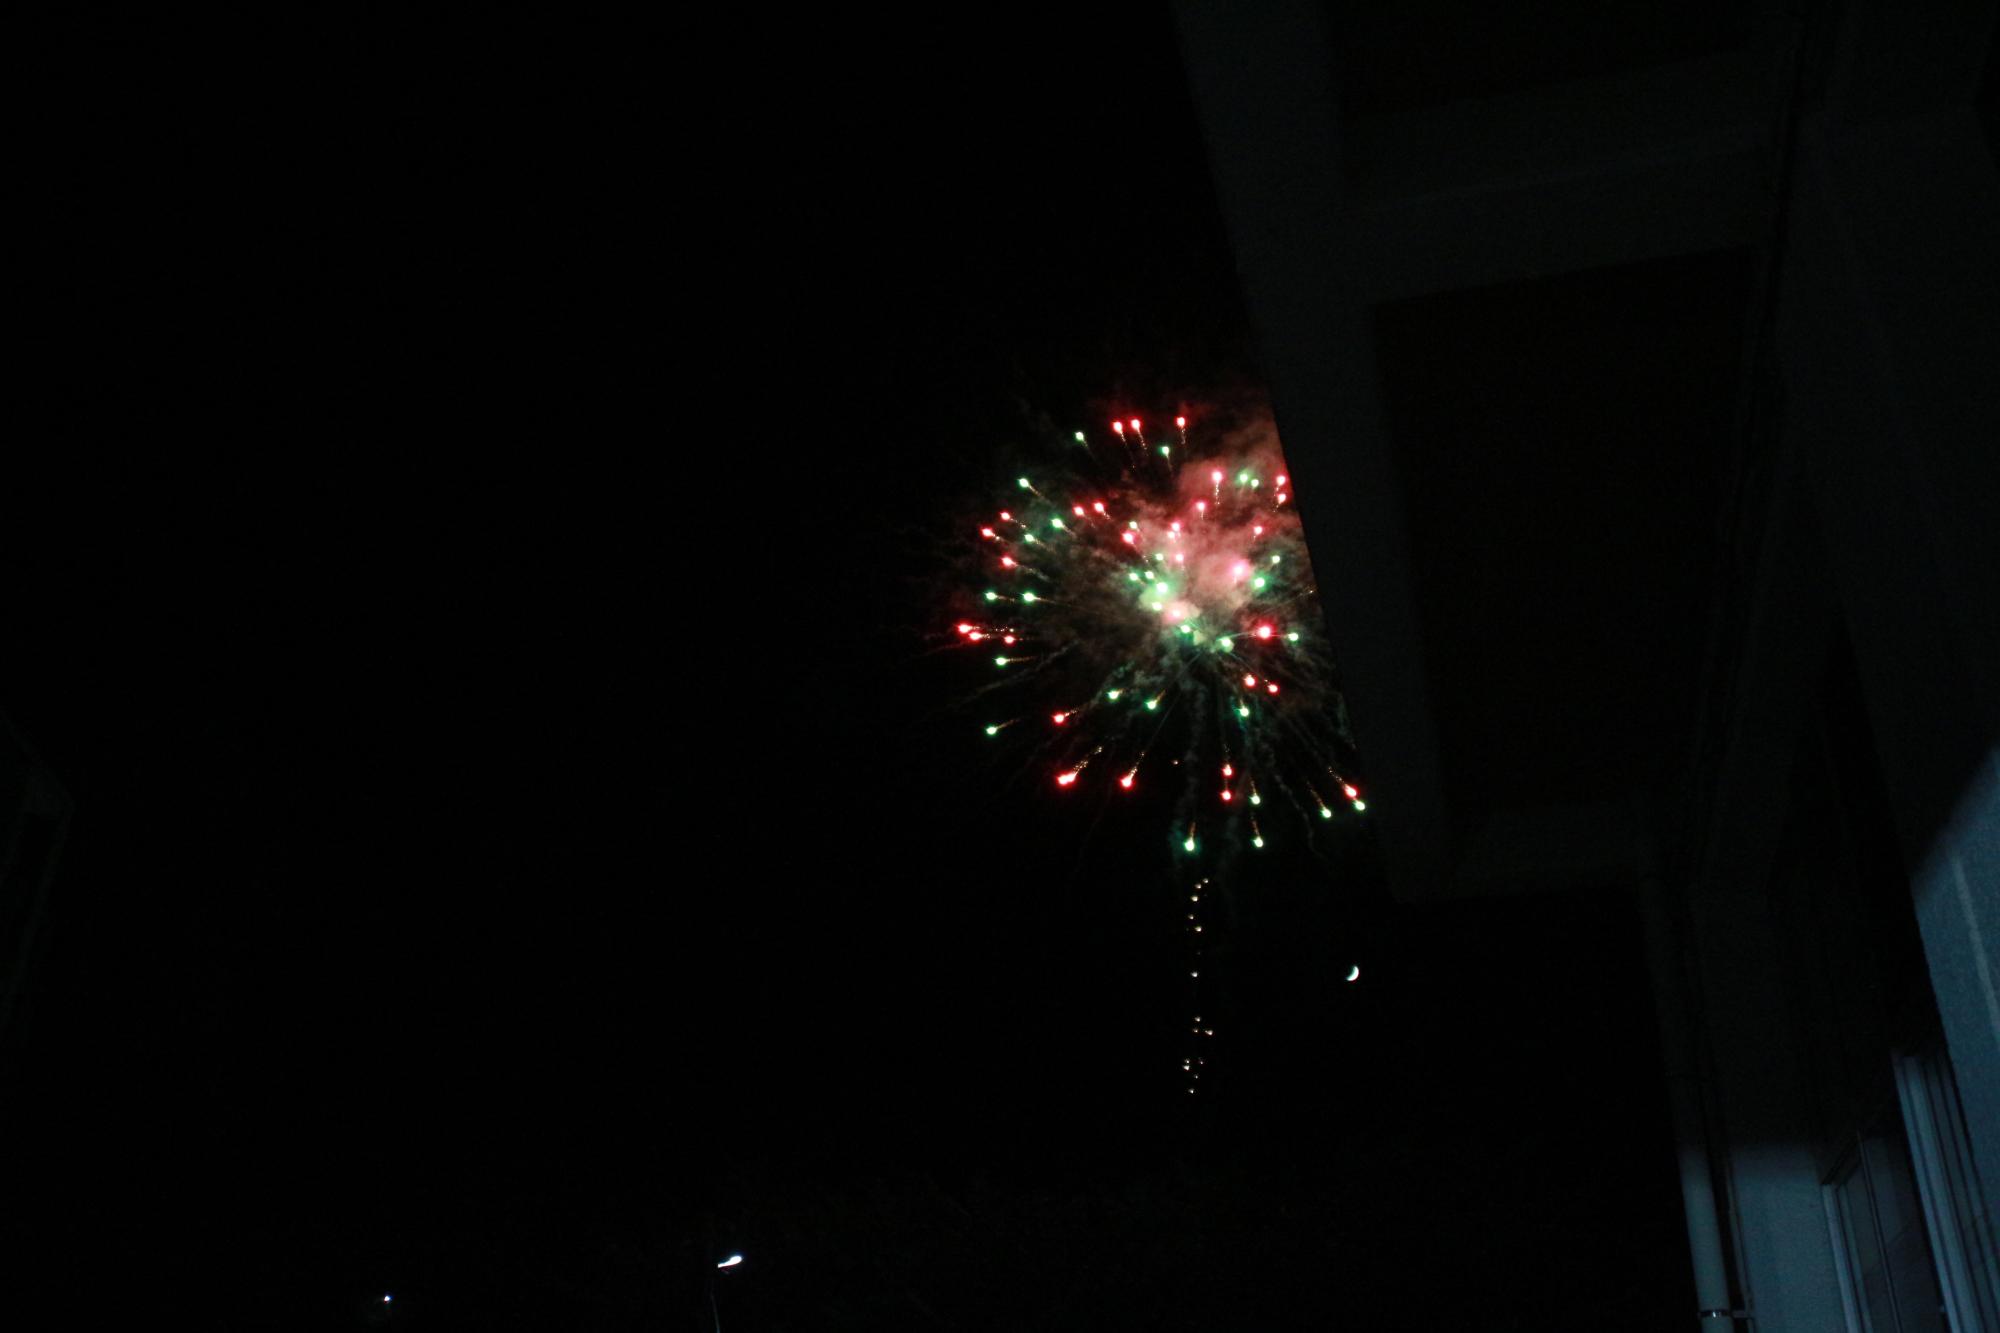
[710,1252,745,1331]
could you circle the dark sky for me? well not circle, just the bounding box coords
[10,9,1693,1328]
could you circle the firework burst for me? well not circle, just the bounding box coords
[954,409,1364,850]
[949,405,1366,1097]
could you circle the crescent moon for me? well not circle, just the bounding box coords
[1344,965,1361,982]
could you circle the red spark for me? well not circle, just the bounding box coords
[1255,625,1274,640]
[1056,771,1078,787]
[1342,783,1359,799]
[1243,674,1257,687]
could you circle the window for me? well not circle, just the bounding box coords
[1826,1104,1948,1332]
[1825,1049,2000,1333]
[1894,1049,2000,1332]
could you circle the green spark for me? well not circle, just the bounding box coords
[1183,835,1197,852]
[1253,577,1267,591]
[1017,477,1031,489]
[1020,591,1037,603]
[1353,800,1367,812]
[1105,689,1122,700]
[1252,836,1265,849]
[1073,431,1086,444]
[985,725,1000,736]
[1287,631,1301,642]
[994,656,1009,667]
[1319,806,1334,819]
[983,591,998,602]
[1217,636,1234,652]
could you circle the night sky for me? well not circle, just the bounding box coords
[11,9,1696,1328]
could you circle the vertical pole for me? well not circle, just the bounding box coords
[1641,877,1748,1329]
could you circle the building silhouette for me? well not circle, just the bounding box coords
[1177,2,1999,1328]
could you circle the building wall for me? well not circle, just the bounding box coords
[1671,10,2000,1324]
[1780,96,2000,1220]
[1172,1,1997,1325]
[1675,86,1999,1333]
